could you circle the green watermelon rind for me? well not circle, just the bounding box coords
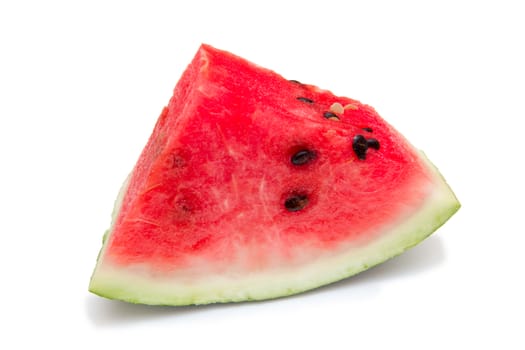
[89,152,460,306]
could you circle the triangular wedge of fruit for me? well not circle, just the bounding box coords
[89,44,460,305]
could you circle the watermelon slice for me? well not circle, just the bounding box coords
[89,44,460,305]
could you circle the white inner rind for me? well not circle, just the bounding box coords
[89,153,459,305]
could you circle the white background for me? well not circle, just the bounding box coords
[1,0,524,349]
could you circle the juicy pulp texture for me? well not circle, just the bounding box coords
[89,44,460,305]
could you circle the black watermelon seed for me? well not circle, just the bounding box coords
[291,149,316,165]
[289,79,302,84]
[284,194,309,212]
[367,138,380,150]
[362,127,373,133]
[352,134,368,160]
[323,111,340,120]
[297,97,314,104]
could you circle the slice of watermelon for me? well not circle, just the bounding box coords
[89,44,460,305]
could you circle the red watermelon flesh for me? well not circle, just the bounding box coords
[89,44,460,305]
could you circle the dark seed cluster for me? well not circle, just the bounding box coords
[352,135,380,160]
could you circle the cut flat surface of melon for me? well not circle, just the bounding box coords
[89,44,460,306]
